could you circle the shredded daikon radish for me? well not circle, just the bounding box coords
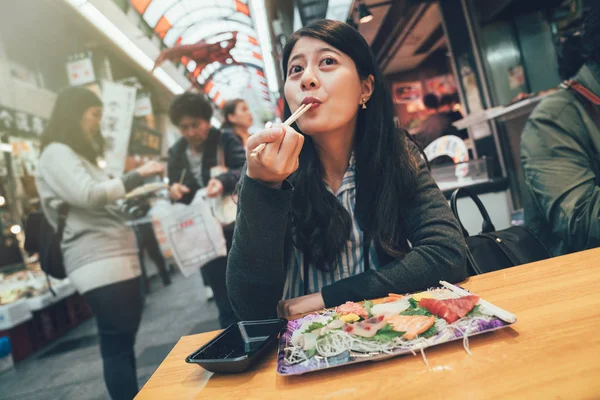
[315,331,353,357]
[462,319,479,356]
[420,346,429,366]
[351,337,396,354]
[283,346,308,365]
[409,338,430,365]
[449,318,482,356]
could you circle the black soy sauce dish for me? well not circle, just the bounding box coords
[185,318,288,373]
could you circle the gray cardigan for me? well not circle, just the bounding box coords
[226,145,468,320]
[36,143,142,274]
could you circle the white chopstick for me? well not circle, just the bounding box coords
[251,103,312,157]
[439,280,517,324]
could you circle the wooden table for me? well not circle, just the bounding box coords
[136,248,600,399]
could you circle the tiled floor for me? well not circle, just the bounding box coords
[0,272,220,399]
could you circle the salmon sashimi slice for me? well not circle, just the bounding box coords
[419,295,479,324]
[386,315,436,340]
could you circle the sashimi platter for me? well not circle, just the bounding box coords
[277,281,517,376]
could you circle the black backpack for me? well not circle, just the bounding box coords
[38,203,69,280]
[450,188,551,276]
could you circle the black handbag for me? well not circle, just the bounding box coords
[39,203,69,281]
[450,188,551,275]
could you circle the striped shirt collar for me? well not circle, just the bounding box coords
[283,152,377,300]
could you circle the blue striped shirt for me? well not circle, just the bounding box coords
[282,155,380,299]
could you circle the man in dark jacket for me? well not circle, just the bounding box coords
[167,93,244,204]
[167,92,245,327]
[521,5,600,256]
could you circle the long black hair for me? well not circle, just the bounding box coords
[40,86,104,163]
[283,19,419,271]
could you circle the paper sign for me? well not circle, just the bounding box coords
[392,81,423,104]
[101,81,137,177]
[67,57,96,86]
[134,95,153,117]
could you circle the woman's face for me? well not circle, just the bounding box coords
[228,101,254,129]
[284,37,372,136]
[80,106,103,140]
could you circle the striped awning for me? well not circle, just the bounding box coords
[130,0,274,115]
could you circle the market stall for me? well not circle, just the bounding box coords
[0,266,92,363]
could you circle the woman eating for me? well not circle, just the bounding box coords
[227,20,467,320]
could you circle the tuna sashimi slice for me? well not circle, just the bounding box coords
[418,295,479,324]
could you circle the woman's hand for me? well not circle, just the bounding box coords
[246,125,305,189]
[277,293,325,318]
[169,183,190,201]
[135,161,164,178]
[206,178,224,198]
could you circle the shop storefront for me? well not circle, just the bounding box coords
[0,0,187,367]
[348,0,583,234]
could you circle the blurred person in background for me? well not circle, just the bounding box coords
[167,92,244,328]
[439,93,467,140]
[36,87,164,400]
[414,93,454,149]
[439,94,462,122]
[221,98,254,150]
[521,2,600,256]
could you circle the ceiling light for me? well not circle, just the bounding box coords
[358,3,373,24]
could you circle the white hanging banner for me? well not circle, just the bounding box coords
[100,81,137,177]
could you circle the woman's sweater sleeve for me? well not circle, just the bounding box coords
[39,143,141,209]
[320,147,468,307]
[226,172,294,320]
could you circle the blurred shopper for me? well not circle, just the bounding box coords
[36,87,164,400]
[440,93,468,140]
[167,92,244,328]
[414,93,462,148]
[521,3,600,256]
[221,98,254,150]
